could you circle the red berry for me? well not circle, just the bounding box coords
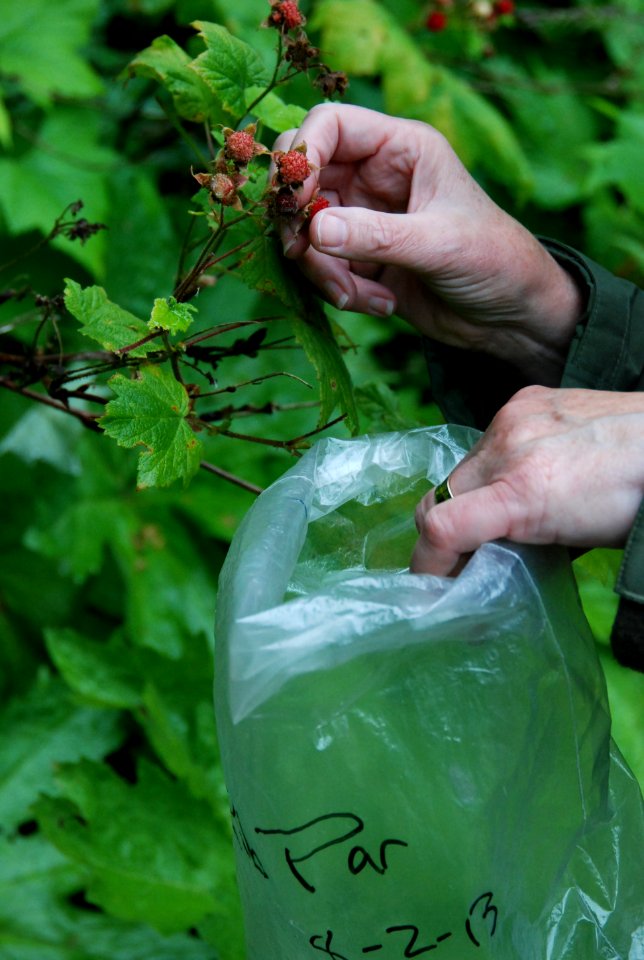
[308,195,330,219]
[225,130,256,165]
[276,149,311,186]
[494,0,514,12]
[269,0,304,31]
[426,10,448,30]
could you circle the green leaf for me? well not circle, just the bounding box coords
[244,86,307,132]
[126,35,220,124]
[0,0,103,106]
[64,279,151,356]
[0,833,221,960]
[100,366,203,488]
[34,758,236,934]
[0,673,123,831]
[290,298,359,433]
[190,21,269,121]
[235,234,358,431]
[149,295,197,334]
[0,406,83,475]
[0,90,12,149]
[311,0,396,75]
[45,628,143,709]
[0,106,116,277]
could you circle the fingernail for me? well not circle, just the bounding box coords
[316,212,347,249]
[368,296,394,317]
[283,234,297,255]
[324,280,349,310]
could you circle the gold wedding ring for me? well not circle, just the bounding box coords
[434,474,455,504]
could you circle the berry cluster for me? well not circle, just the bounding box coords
[192,124,267,210]
[264,0,349,98]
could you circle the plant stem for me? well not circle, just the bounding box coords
[199,460,262,494]
[0,377,102,431]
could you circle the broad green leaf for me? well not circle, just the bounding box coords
[45,625,226,809]
[244,86,307,132]
[34,758,235,934]
[236,234,358,431]
[0,106,116,277]
[0,833,221,960]
[311,0,396,75]
[584,111,644,214]
[0,91,12,148]
[0,673,123,831]
[190,21,269,121]
[149,295,197,334]
[100,366,203,488]
[103,166,180,317]
[0,406,83,475]
[45,628,143,709]
[0,0,103,106]
[126,35,219,124]
[64,279,151,356]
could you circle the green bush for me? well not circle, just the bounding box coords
[0,1,642,955]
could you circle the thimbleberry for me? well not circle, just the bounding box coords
[494,0,515,13]
[273,188,300,218]
[269,0,304,31]
[308,195,330,219]
[275,149,311,186]
[225,130,256,166]
[426,10,448,30]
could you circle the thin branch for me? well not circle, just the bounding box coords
[197,370,312,398]
[199,460,263,494]
[0,377,102,431]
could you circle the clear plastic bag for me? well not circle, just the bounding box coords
[215,426,644,960]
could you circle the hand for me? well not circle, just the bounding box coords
[275,103,583,384]
[411,385,644,575]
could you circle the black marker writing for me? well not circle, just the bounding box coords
[256,811,408,893]
[310,930,350,960]
[385,925,452,957]
[465,891,498,947]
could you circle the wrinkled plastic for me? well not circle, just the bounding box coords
[215,426,644,960]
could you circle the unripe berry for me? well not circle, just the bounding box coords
[211,173,237,205]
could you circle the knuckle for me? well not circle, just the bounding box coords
[421,506,454,550]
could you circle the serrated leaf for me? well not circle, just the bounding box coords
[190,21,269,121]
[0,833,222,960]
[100,366,203,488]
[244,86,307,132]
[235,232,300,306]
[0,0,103,106]
[149,295,197,334]
[0,673,123,831]
[126,35,220,124]
[34,758,235,934]
[45,628,143,709]
[64,279,151,356]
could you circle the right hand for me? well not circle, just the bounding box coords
[275,103,583,384]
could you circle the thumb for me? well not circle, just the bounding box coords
[411,483,517,576]
[311,207,427,267]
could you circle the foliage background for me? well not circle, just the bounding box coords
[0,0,643,956]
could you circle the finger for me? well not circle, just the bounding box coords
[411,482,518,576]
[297,245,396,316]
[310,207,433,270]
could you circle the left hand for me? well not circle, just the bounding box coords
[411,385,644,576]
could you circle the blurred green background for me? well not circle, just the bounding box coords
[1,1,642,956]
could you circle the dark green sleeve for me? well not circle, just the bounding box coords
[425,237,644,670]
